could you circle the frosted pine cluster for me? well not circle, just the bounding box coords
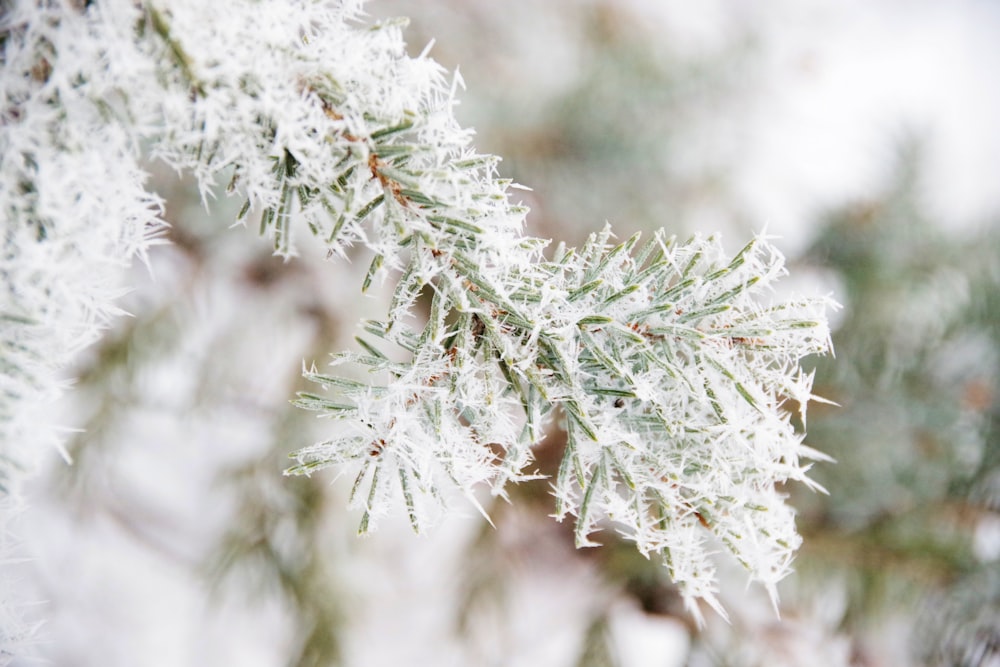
[1,0,834,636]
[291,224,833,617]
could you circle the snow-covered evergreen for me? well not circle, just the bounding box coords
[0,1,834,657]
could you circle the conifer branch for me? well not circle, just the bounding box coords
[0,0,835,632]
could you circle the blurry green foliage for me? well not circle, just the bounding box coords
[797,142,1000,661]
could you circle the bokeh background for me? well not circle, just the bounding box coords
[12,1,1000,665]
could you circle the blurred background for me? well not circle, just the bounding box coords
[12,0,1000,665]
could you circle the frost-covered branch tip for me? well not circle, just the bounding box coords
[290,220,835,617]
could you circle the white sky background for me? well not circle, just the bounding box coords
[13,2,1000,666]
[734,0,1000,249]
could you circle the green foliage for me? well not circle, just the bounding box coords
[797,144,1000,660]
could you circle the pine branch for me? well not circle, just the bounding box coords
[0,0,835,626]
